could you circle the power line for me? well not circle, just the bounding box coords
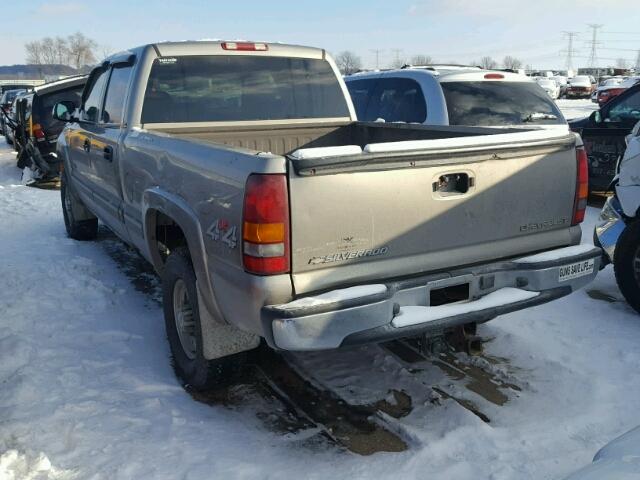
[391,48,403,67]
[561,31,579,71]
[370,49,383,69]
[587,23,603,68]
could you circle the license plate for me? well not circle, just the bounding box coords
[558,259,595,282]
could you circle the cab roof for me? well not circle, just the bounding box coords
[149,40,326,60]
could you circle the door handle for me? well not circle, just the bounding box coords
[103,146,113,162]
[433,173,474,195]
[83,139,91,153]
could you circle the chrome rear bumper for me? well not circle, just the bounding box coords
[264,245,602,351]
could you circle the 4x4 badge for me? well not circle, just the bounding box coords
[207,219,237,249]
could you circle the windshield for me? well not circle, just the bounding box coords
[1,90,25,104]
[142,55,350,123]
[570,76,590,86]
[537,80,554,87]
[440,81,564,126]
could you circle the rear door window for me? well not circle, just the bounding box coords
[440,81,564,126]
[102,66,133,125]
[142,55,350,123]
[359,77,427,123]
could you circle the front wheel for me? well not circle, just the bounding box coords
[614,221,640,314]
[162,247,245,390]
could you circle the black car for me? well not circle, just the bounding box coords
[569,83,640,191]
[13,76,87,179]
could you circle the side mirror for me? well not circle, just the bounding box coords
[590,110,602,124]
[53,101,76,122]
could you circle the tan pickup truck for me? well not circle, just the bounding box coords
[54,40,600,390]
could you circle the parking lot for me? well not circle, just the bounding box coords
[1,97,640,479]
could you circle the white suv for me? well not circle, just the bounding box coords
[345,66,566,129]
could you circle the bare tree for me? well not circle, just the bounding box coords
[335,51,362,75]
[480,56,498,69]
[67,32,97,69]
[40,37,58,64]
[503,55,523,70]
[25,41,43,65]
[410,54,432,66]
[25,33,94,68]
[615,57,628,69]
[54,37,69,65]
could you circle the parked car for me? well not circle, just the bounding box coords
[0,89,26,139]
[566,76,594,98]
[0,83,36,95]
[55,41,599,391]
[345,67,566,128]
[597,76,640,106]
[563,426,640,479]
[535,77,560,99]
[550,75,568,97]
[12,76,86,180]
[594,119,640,314]
[570,83,640,190]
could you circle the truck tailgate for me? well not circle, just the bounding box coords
[288,132,580,294]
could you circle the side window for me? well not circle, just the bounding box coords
[81,69,109,123]
[346,79,377,120]
[607,90,640,125]
[366,78,427,123]
[102,66,133,125]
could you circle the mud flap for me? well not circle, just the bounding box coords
[197,284,260,360]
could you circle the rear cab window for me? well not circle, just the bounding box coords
[440,81,565,126]
[102,66,134,125]
[347,77,427,123]
[141,55,350,123]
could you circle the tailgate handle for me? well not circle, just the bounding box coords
[433,173,474,195]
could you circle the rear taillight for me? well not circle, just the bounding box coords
[572,146,589,225]
[484,73,504,79]
[242,174,290,275]
[31,122,45,140]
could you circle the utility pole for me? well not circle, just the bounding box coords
[587,24,603,70]
[635,50,640,72]
[370,49,383,70]
[562,31,578,72]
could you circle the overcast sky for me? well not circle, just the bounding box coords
[2,0,639,70]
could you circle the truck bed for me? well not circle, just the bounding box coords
[147,121,518,157]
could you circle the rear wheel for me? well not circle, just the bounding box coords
[614,221,640,315]
[61,170,98,240]
[163,247,245,390]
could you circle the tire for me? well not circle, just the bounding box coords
[162,247,245,390]
[613,220,640,315]
[60,170,98,240]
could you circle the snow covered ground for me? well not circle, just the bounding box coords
[556,98,598,121]
[1,111,639,479]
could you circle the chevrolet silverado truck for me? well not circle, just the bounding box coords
[54,41,601,390]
